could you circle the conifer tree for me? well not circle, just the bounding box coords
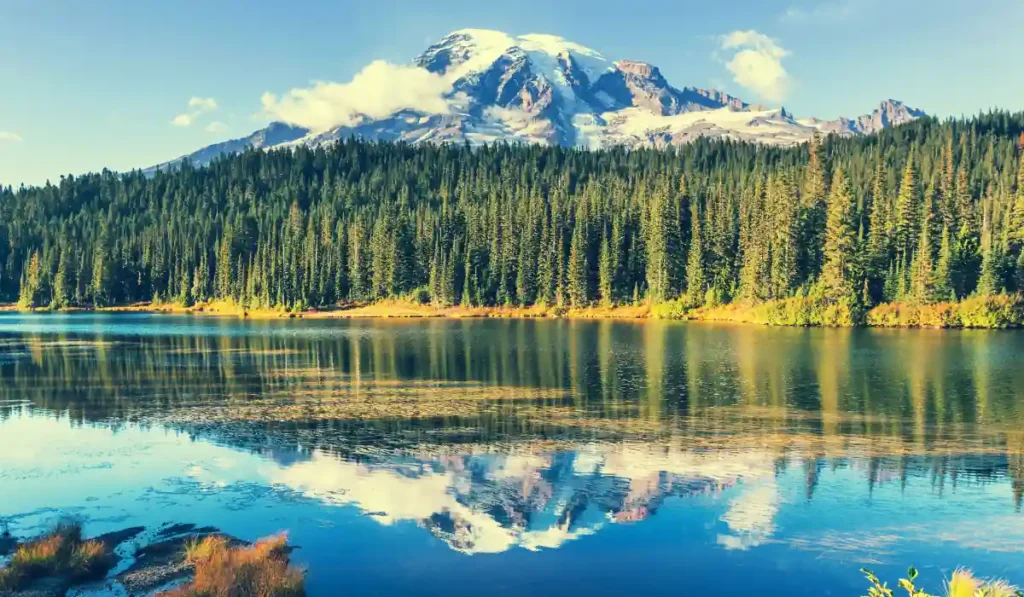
[18,252,42,309]
[934,225,954,301]
[866,156,891,281]
[894,149,921,263]
[644,182,682,303]
[598,227,614,307]
[52,246,72,309]
[819,169,860,302]
[685,201,706,303]
[770,172,800,298]
[909,204,936,304]
[567,219,589,307]
[799,132,829,282]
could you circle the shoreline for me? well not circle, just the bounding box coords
[0,300,656,321]
[3,294,1023,329]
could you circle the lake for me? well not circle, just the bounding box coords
[1,313,1022,596]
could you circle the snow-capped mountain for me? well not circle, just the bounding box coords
[155,29,926,170]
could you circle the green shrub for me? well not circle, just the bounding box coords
[958,294,1024,328]
[866,295,1024,329]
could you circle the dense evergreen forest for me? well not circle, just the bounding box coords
[2,112,1024,321]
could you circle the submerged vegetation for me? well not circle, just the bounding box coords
[862,567,1021,597]
[0,521,114,593]
[3,112,1024,326]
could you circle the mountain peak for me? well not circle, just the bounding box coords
[154,32,928,170]
[614,60,663,81]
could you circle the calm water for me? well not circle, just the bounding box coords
[1,313,1022,596]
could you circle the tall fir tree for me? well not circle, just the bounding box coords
[818,169,860,303]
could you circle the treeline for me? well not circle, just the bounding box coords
[2,111,1024,315]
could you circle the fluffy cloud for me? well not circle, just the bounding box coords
[0,131,23,142]
[719,30,791,103]
[172,96,218,127]
[205,121,228,134]
[260,60,454,132]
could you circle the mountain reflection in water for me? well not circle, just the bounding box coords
[1,314,1023,595]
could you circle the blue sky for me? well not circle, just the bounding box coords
[1,0,1021,186]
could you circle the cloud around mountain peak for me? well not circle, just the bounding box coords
[260,60,456,132]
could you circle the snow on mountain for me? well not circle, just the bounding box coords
[152,29,926,171]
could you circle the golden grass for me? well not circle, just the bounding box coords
[161,534,304,597]
[12,298,654,321]
[5,294,1023,327]
[0,522,113,592]
[865,567,1021,597]
[946,569,1021,597]
[866,295,1024,329]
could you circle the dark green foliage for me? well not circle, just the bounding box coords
[1,111,1023,310]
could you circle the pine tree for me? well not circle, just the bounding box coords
[770,172,800,298]
[866,156,891,279]
[685,201,706,303]
[18,252,42,309]
[977,245,1001,296]
[91,244,109,307]
[598,227,614,307]
[818,169,860,302]
[909,203,936,304]
[348,219,367,301]
[738,173,768,302]
[1010,151,1024,286]
[934,225,954,301]
[567,219,589,307]
[644,181,682,303]
[894,149,921,263]
[799,132,829,282]
[52,246,72,309]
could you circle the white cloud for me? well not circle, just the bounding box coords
[0,131,23,143]
[718,30,791,103]
[172,96,218,127]
[260,60,454,132]
[781,0,868,23]
[717,480,780,550]
[205,121,228,134]
[188,96,217,111]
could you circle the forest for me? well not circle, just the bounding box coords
[2,111,1024,326]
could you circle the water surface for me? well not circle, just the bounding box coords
[1,314,1022,595]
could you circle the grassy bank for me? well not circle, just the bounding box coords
[5,294,1023,328]
[685,294,1024,329]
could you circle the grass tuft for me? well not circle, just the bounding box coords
[161,533,304,597]
[0,522,114,592]
[863,566,1021,597]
